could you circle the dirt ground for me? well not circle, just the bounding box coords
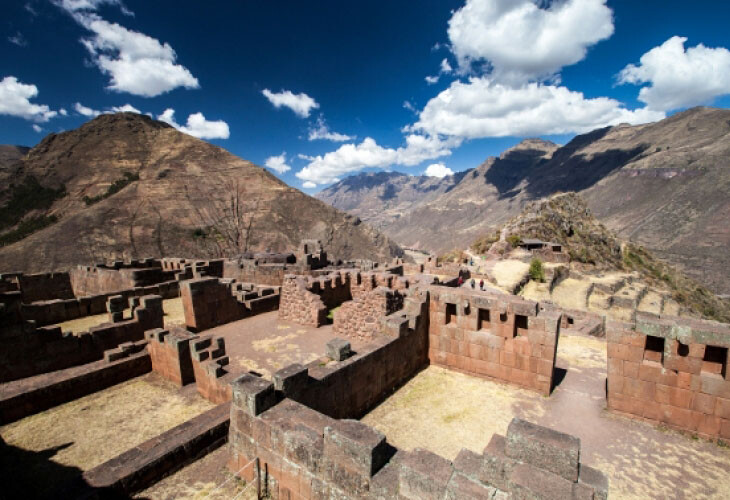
[0,373,213,499]
[488,260,530,293]
[202,311,367,379]
[362,331,730,500]
[55,297,186,334]
[136,445,257,500]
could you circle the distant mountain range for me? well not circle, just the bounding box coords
[0,113,402,272]
[318,107,730,295]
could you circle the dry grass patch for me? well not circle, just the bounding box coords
[0,374,213,498]
[54,297,185,334]
[361,365,545,460]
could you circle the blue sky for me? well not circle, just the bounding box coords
[2,0,730,192]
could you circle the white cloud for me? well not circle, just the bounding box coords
[425,75,440,85]
[8,32,27,47]
[157,109,229,140]
[0,76,57,122]
[410,77,664,139]
[59,108,68,116]
[56,0,197,98]
[74,101,101,117]
[308,117,354,142]
[264,153,292,174]
[403,100,416,113]
[618,36,730,112]
[447,0,614,83]
[110,103,141,113]
[295,134,458,185]
[32,124,43,133]
[440,58,452,74]
[302,181,317,189]
[261,89,319,118]
[424,162,454,178]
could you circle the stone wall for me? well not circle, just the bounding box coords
[278,272,353,327]
[333,287,405,341]
[191,334,236,404]
[16,272,75,302]
[146,327,196,386]
[0,295,163,383]
[181,278,279,332]
[19,280,179,326]
[0,348,151,425]
[607,312,730,440]
[228,378,609,500]
[428,287,561,396]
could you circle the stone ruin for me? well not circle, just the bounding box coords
[2,239,730,498]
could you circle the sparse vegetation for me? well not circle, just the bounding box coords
[437,249,467,264]
[83,171,139,205]
[529,258,546,282]
[0,215,58,247]
[506,234,522,248]
[470,230,500,254]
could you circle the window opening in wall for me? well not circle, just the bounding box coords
[500,312,508,322]
[644,335,665,364]
[445,303,457,325]
[676,342,689,357]
[567,317,574,325]
[702,345,728,377]
[478,309,490,330]
[514,314,528,337]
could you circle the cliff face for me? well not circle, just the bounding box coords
[319,108,730,295]
[0,113,403,272]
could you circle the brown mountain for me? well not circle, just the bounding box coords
[319,107,730,295]
[0,113,402,272]
[0,145,29,188]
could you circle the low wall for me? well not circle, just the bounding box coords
[0,348,150,425]
[278,272,352,327]
[19,280,179,326]
[181,278,280,332]
[0,295,163,383]
[146,328,196,386]
[428,287,561,396]
[228,382,608,500]
[66,403,231,499]
[17,272,75,302]
[607,312,730,440]
[70,265,177,296]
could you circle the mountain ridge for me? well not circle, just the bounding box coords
[319,106,730,294]
[0,113,403,272]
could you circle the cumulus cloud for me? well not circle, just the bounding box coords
[425,75,440,85]
[617,36,730,112]
[424,162,454,178]
[410,77,664,138]
[302,181,317,189]
[0,76,57,122]
[447,0,614,83]
[59,108,68,116]
[264,153,292,174]
[308,117,354,142]
[32,124,43,133]
[157,109,229,140]
[262,89,319,118]
[74,101,101,117]
[296,134,458,185]
[56,1,198,98]
[440,58,452,74]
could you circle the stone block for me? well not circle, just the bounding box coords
[326,338,352,361]
[232,374,278,416]
[445,472,496,500]
[509,462,574,500]
[398,448,454,500]
[505,418,580,482]
[481,434,514,491]
[273,363,310,397]
[323,419,388,476]
[579,464,608,500]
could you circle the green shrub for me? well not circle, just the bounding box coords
[506,234,522,248]
[529,258,545,282]
[83,171,140,206]
[0,176,66,231]
[0,215,58,246]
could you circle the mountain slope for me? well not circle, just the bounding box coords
[317,170,466,231]
[0,113,402,272]
[320,108,730,294]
